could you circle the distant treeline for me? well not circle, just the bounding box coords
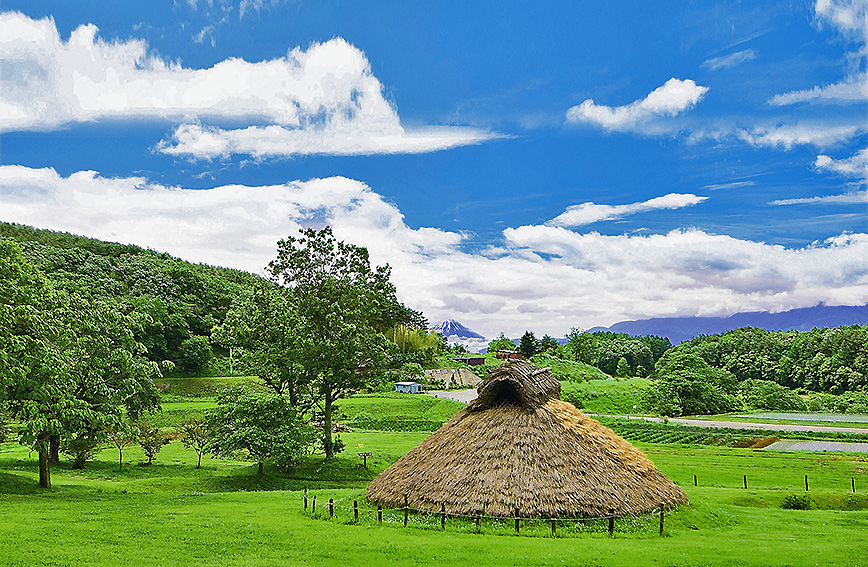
[562,324,868,416]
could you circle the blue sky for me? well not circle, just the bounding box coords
[1,0,866,341]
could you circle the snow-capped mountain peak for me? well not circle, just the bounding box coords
[430,319,485,340]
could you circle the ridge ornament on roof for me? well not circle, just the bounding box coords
[366,359,688,518]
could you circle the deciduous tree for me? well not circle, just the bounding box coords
[179,418,213,469]
[208,385,313,474]
[267,227,401,459]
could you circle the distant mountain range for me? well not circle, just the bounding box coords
[430,319,485,340]
[586,303,868,345]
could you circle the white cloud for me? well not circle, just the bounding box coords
[771,0,868,105]
[157,123,499,159]
[771,192,867,205]
[546,193,707,228]
[815,0,868,39]
[816,147,868,177]
[566,78,708,132]
[701,180,757,191]
[737,123,862,149]
[0,12,494,156]
[702,49,757,71]
[2,165,868,339]
[770,77,867,105]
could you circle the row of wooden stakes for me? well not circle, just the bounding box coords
[302,489,667,536]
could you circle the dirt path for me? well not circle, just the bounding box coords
[596,414,868,435]
[427,389,478,403]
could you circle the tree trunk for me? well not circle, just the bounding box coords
[258,461,264,475]
[49,435,60,463]
[118,448,124,471]
[72,454,86,469]
[38,433,51,488]
[288,380,298,408]
[197,452,202,469]
[324,389,334,460]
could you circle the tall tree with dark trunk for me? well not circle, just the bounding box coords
[267,227,403,459]
[212,281,310,407]
[1,240,69,488]
[2,240,162,486]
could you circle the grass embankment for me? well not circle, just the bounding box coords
[337,393,466,431]
[154,375,256,396]
[3,391,868,566]
[560,377,650,414]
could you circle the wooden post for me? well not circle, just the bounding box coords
[805,474,809,491]
[514,508,520,534]
[312,495,316,514]
[354,500,359,522]
[378,505,383,523]
[403,494,409,527]
[303,487,308,510]
[608,509,615,537]
[694,474,697,487]
[440,503,446,530]
[476,513,482,529]
[743,475,748,489]
[853,478,856,493]
[329,498,334,518]
[551,516,557,536]
[659,505,664,536]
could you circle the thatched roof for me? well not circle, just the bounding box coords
[366,360,688,518]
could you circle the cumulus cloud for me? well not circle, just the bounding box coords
[702,49,757,71]
[566,78,708,132]
[816,147,868,177]
[0,12,495,155]
[546,193,707,228]
[2,165,868,338]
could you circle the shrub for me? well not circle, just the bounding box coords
[61,430,102,469]
[781,494,812,510]
[209,385,314,473]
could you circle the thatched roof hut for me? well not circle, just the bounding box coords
[366,360,688,518]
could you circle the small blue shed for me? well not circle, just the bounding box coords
[394,381,424,394]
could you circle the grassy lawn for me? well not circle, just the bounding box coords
[3,393,868,566]
[2,439,867,566]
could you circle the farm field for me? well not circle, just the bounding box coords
[3,389,868,567]
[700,412,868,428]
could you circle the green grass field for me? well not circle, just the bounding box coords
[3,392,868,566]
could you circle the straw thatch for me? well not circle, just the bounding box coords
[366,360,688,518]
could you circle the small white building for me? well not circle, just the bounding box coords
[394,381,424,394]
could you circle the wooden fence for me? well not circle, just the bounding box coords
[301,474,861,537]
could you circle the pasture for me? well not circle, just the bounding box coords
[1,394,867,567]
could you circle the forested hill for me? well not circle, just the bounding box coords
[586,303,868,345]
[0,221,265,374]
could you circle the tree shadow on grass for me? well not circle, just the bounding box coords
[212,456,379,493]
[0,471,47,495]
